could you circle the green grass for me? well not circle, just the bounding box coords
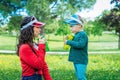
[0,54,120,80]
[47,33,118,42]
[88,33,118,42]
[0,36,17,50]
[36,34,119,51]
[0,33,119,51]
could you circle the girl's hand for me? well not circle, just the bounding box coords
[39,38,46,44]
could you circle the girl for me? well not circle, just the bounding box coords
[17,16,52,80]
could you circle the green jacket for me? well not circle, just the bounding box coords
[67,31,88,65]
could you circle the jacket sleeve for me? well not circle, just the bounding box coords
[20,44,44,70]
[67,34,87,49]
[38,44,45,50]
[42,61,52,80]
[38,44,46,56]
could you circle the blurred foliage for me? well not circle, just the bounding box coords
[95,0,120,49]
[0,0,96,35]
[99,0,120,33]
[7,16,22,35]
[55,20,71,36]
[26,0,96,35]
[0,0,23,17]
[100,8,120,33]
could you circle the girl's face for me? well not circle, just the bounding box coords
[33,26,41,37]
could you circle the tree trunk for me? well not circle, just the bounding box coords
[118,33,120,49]
[63,35,65,41]
[47,34,50,41]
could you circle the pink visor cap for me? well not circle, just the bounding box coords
[21,16,45,30]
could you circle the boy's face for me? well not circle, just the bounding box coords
[70,24,82,33]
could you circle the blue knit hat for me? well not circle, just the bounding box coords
[64,14,83,27]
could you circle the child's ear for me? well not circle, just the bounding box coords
[78,24,82,27]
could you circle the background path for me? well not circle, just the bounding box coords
[0,50,120,54]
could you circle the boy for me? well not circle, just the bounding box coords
[64,14,88,80]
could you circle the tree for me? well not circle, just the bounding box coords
[0,0,96,35]
[26,0,96,35]
[99,0,120,49]
[0,0,27,16]
[55,20,71,37]
[0,0,26,28]
[7,16,22,36]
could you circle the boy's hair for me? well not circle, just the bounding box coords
[78,15,84,24]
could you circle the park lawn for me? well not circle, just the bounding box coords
[42,34,119,51]
[0,53,120,80]
[48,34,118,51]
[0,33,119,51]
[0,36,17,50]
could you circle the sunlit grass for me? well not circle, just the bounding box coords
[0,54,120,80]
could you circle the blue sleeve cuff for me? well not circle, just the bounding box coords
[66,40,71,45]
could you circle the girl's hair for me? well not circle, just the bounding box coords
[16,16,34,56]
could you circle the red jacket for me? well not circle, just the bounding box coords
[19,43,52,80]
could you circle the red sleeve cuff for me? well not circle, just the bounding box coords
[38,44,45,50]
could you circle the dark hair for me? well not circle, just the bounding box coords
[16,16,34,56]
